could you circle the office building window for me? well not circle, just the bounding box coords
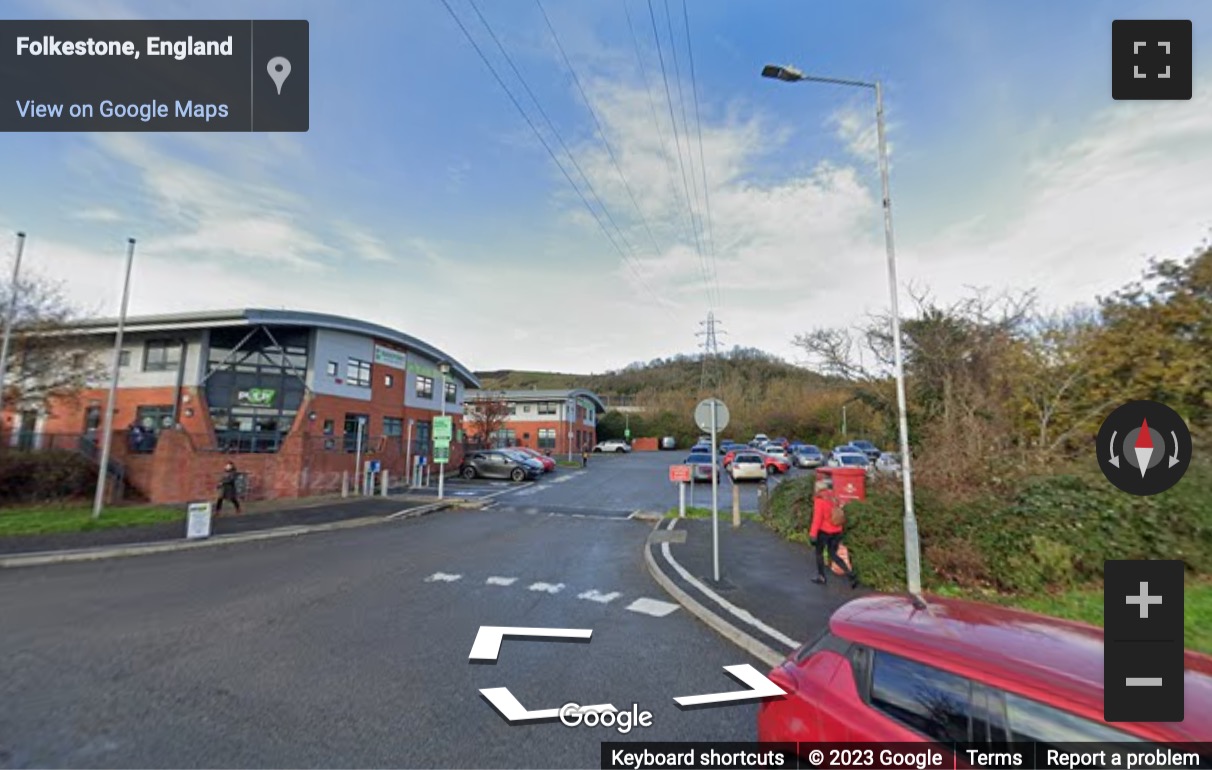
[384,417,404,437]
[523,404,531,413]
[416,375,434,399]
[538,402,556,415]
[118,350,130,367]
[323,419,335,435]
[445,381,457,404]
[346,358,371,387]
[343,413,369,453]
[326,361,338,376]
[205,326,308,454]
[538,428,556,450]
[385,374,394,388]
[143,339,181,371]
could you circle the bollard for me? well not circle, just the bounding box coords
[341,470,349,498]
[757,480,769,516]
[679,480,686,518]
[381,470,390,496]
[732,481,741,528]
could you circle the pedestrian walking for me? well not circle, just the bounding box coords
[809,476,858,588]
[215,461,242,515]
[581,448,589,467]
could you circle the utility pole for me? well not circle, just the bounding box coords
[696,312,726,395]
[0,232,27,425]
[93,238,136,519]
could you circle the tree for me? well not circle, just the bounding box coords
[464,392,511,447]
[2,270,104,411]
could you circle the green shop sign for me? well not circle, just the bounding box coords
[236,387,276,407]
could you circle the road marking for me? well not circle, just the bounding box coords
[578,589,621,604]
[626,597,680,617]
[468,625,592,662]
[528,582,564,594]
[660,519,801,649]
[672,664,786,707]
[486,576,518,586]
[425,572,462,582]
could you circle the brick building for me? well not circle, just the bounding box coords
[462,388,603,456]
[3,308,478,504]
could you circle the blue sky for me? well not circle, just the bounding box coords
[3,0,1212,373]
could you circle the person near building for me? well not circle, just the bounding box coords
[581,448,589,467]
[215,461,242,514]
[809,476,858,588]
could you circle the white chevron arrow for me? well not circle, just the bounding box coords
[468,626,591,662]
[480,687,617,723]
[673,664,786,707]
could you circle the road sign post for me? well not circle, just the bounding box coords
[670,464,692,519]
[434,415,453,500]
[694,398,730,583]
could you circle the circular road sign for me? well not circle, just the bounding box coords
[1096,400,1191,496]
[694,398,730,434]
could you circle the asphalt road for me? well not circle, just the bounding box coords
[480,450,807,517]
[0,505,764,768]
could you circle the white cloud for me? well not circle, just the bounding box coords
[73,206,122,222]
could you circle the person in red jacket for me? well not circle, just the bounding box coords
[810,477,858,588]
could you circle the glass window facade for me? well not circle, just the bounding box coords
[444,380,457,404]
[205,326,309,453]
[144,339,181,372]
[416,376,434,399]
[538,428,556,449]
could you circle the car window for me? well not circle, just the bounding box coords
[1002,691,1142,746]
[869,651,972,742]
[969,683,1008,744]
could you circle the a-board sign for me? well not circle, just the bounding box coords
[186,501,213,539]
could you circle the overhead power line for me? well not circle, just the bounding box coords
[437,0,677,318]
[535,0,666,261]
[681,0,720,308]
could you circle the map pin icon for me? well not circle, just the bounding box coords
[267,56,291,95]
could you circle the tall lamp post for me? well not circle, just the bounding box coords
[762,64,921,597]
[0,232,28,427]
[438,362,450,501]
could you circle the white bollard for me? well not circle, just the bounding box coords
[381,470,390,496]
[341,471,349,498]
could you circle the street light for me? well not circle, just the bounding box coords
[438,361,450,501]
[762,63,921,598]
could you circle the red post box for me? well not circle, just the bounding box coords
[817,466,866,502]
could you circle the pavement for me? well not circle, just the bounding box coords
[644,513,862,667]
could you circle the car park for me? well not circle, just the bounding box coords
[593,440,631,453]
[792,445,824,468]
[758,593,1212,745]
[849,439,882,460]
[460,450,542,482]
[511,446,556,472]
[683,451,721,481]
[729,452,768,482]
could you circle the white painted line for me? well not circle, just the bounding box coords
[626,597,680,617]
[425,572,462,582]
[528,582,564,594]
[578,589,621,604]
[660,520,801,650]
[486,576,518,586]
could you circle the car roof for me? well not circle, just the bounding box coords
[830,594,1212,740]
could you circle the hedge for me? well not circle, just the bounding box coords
[0,450,99,504]
[765,462,1212,594]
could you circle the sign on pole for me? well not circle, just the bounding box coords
[186,501,212,540]
[669,465,692,483]
[434,445,450,463]
[694,398,730,434]
[434,416,453,443]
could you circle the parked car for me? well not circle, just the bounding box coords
[683,452,721,481]
[830,444,862,458]
[756,450,790,475]
[758,593,1212,747]
[593,440,631,453]
[875,452,902,477]
[792,445,824,468]
[751,433,769,447]
[511,446,556,472]
[849,439,881,460]
[501,449,547,475]
[729,452,768,482]
[660,436,677,450]
[460,450,542,482]
[771,437,790,449]
[828,451,871,470]
[763,444,792,465]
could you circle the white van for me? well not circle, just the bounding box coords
[660,436,677,450]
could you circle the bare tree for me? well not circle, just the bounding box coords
[465,392,511,448]
[2,271,104,409]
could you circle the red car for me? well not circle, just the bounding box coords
[759,593,1212,748]
[724,449,789,474]
[512,447,556,472]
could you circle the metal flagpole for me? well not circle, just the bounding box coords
[92,238,136,519]
[438,370,446,500]
[354,416,365,494]
[0,232,27,425]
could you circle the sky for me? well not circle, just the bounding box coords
[2,0,1212,375]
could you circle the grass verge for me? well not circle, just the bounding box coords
[933,581,1212,655]
[0,503,184,537]
[664,506,759,521]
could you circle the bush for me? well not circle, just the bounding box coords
[0,450,98,504]
[767,460,1212,594]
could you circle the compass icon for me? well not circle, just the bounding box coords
[1097,400,1192,495]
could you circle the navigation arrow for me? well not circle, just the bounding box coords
[1109,430,1120,468]
[673,664,786,708]
[468,626,592,663]
[480,687,616,723]
[1170,431,1181,468]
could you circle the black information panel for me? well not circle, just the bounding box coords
[0,20,308,131]
[1104,559,1185,722]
